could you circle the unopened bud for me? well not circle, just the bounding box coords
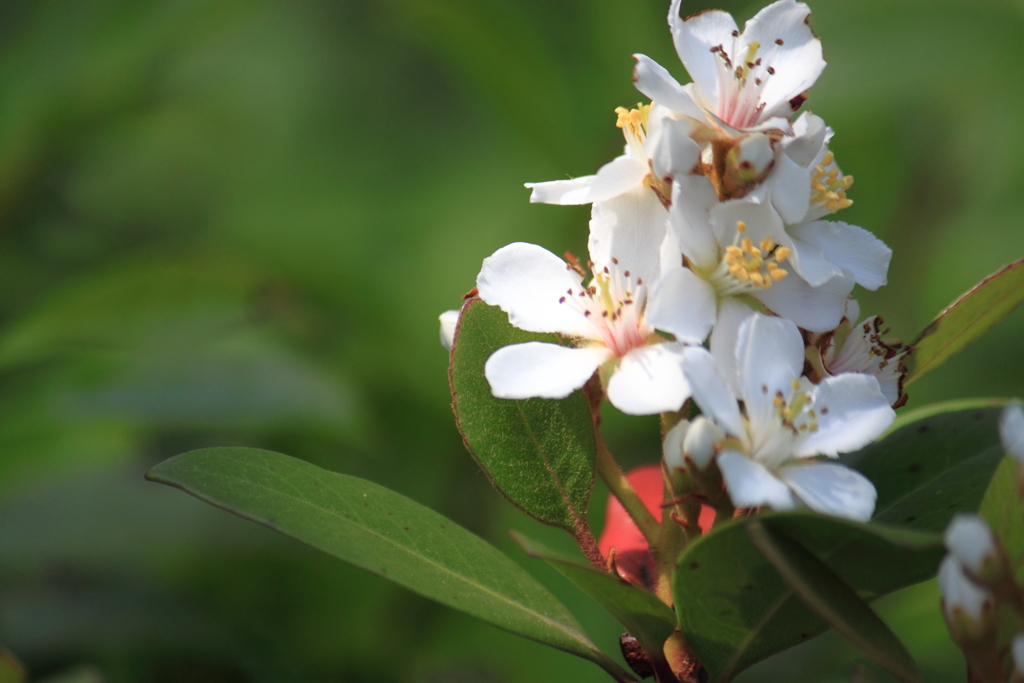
[683,417,724,470]
[938,555,995,644]
[731,133,774,180]
[944,514,1003,584]
[439,310,460,350]
[1000,401,1024,464]
[1014,632,1024,675]
[662,419,689,471]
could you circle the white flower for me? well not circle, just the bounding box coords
[1000,401,1024,464]
[476,189,714,415]
[663,174,854,349]
[681,313,894,521]
[525,103,698,207]
[820,300,906,407]
[632,0,825,138]
[439,309,460,350]
[945,514,1001,582]
[938,555,993,629]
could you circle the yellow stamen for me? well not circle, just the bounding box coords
[736,220,747,233]
[759,237,776,252]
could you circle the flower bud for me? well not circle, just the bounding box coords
[944,514,1003,584]
[730,134,775,180]
[938,555,995,644]
[662,419,689,471]
[439,310,460,350]
[1013,632,1024,675]
[1000,400,1024,464]
[682,417,725,470]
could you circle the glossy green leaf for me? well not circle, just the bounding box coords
[512,531,677,663]
[980,457,1024,581]
[450,299,596,535]
[147,448,635,682]
[842,399,1006,532]
[747,520,921,683]
[672,512,942,681]
[905,258,1024,383]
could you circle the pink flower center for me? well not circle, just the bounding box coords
[558,258,652,357]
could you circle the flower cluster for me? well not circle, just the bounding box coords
[442,0,906,522]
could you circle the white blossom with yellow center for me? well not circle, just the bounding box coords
[632,0,825,139]
[681,314,894,520]
[475,189,716,415]
[525,103,697,208]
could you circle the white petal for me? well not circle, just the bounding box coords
[735,314,805,431]
[590,156,649,203]
[711,197,790,254]
[669,174,720,270]
[485,342,612,400]
[646,116,701,180]
[1000,401,1024,464]
[439,309,460,350]
[769,152,812,225]
[525,176,597,205]
[477,242,594,337]
[683,416,726,469]
[631,54,705,121]
[944,514,998,575]
[709,298,756,396]
[778,460,876,522]
[795,373,895,457]
[718,449,796,511]
[755,267,853,333]
[682,346,744,438]
[788,221,891,291]
[588,185,668,285]
[647,265,716,344]
[741,0,825,120]
[783,112,829,168]
[669,1,738,109]
[606,342,691,416]
[786,233,845,287]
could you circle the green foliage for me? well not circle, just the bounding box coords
[980,457,1024,582]
[146,447,634,681]
[842,400,1006,532]
[905,258,1024,384]
[451,299,597,535]
[512,531,677,665]
[672,512,942,681]
[747,521,921,683]
[0,651,24,683]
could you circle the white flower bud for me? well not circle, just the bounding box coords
[938,555,993,638]
[944,513,998,576]
[1000,401,1024,464]
[1013,632,1024,675]
[439,310,460,350]
[662,420,689,471]
[682,417,725,470]
[734,133,775,178]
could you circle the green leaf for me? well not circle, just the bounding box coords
[905,258,1024,383]
[980,457,1024,581]
[747,520,922,683]
[672,512,942,681]
[147,448,635,682]
[842,399,1007,532]
[450,299,596,535]
[511,531,677,661]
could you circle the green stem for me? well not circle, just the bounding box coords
[595,431,660,548]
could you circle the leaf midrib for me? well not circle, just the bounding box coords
[153,455,598,653]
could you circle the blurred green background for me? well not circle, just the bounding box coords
[0,0,1021,681]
